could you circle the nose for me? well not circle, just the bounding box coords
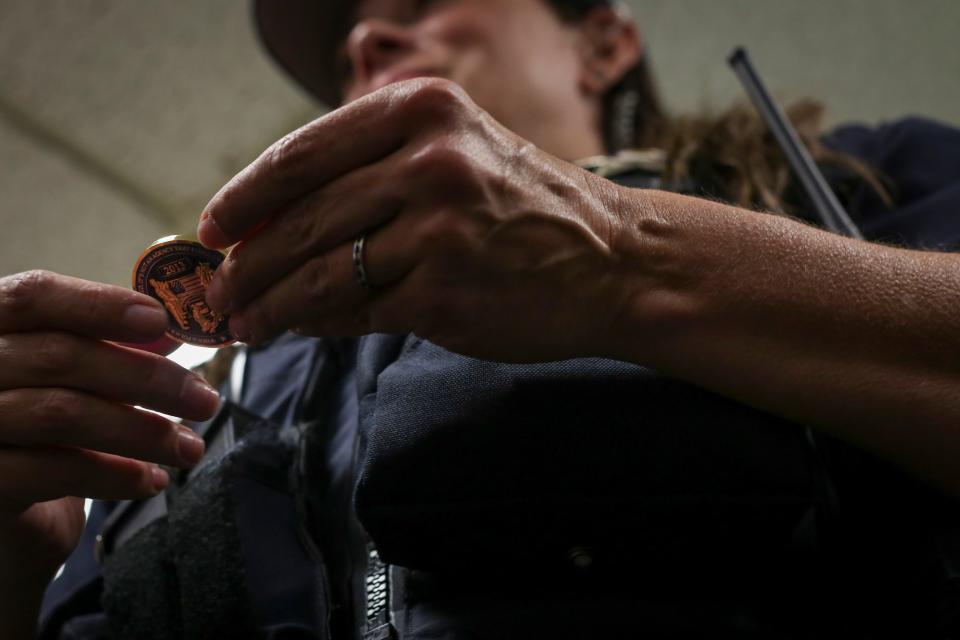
[345,19,416,89]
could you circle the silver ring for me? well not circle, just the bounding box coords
[352,234,374,292]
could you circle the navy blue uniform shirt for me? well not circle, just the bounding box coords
[38,117,960,638]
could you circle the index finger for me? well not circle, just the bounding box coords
[197,78,469,249]
[0,270,168,342]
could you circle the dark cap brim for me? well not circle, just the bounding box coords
[253,0,351,107]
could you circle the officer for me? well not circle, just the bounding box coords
[3,0,960,637]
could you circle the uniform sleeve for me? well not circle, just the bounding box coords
[824,117,960,250]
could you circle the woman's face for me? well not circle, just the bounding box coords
[339,0,594,150]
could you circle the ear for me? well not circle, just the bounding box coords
[576,6,643,96]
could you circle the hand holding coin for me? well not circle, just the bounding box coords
[196,79,622,363]
[0,270,220,587]
[133,236,235,348]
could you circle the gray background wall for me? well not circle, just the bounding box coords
[1,0,957,287]
[634,0,959,128]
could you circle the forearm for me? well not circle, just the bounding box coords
[609,189,960,493]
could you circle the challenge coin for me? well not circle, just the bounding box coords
[133,236,235,348]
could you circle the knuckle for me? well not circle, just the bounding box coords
[282,206,323,253]
[417,210,475,257]
[144,354,168,393]
[267,129,312,178]
[33,332,80,377]
[403,77,471,123]
[302,256,333,304]
[444,218,477,254]
[34,389,80,437]
[149,415,179,452]
[137,352,170,399]
[408,138,472,185]
[78,280,107,324]
[0,269,51,314]
[417,211,454,249]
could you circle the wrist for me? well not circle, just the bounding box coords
[595,188,710,366]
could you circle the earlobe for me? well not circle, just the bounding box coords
[576,7,643,95]
[577,45,611,96]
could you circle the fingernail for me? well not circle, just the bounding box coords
[229,316,252,343]
[182,375,221,417]
[152,465,170,492]
[123,303,168,334]
[198,210,228,249]
[177,427,206,466]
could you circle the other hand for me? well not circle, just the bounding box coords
[0,271,219,581]
[200,78,636,362]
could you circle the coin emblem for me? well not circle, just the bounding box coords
[133,236,235,348]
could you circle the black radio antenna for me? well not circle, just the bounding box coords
[728,47,863,240]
